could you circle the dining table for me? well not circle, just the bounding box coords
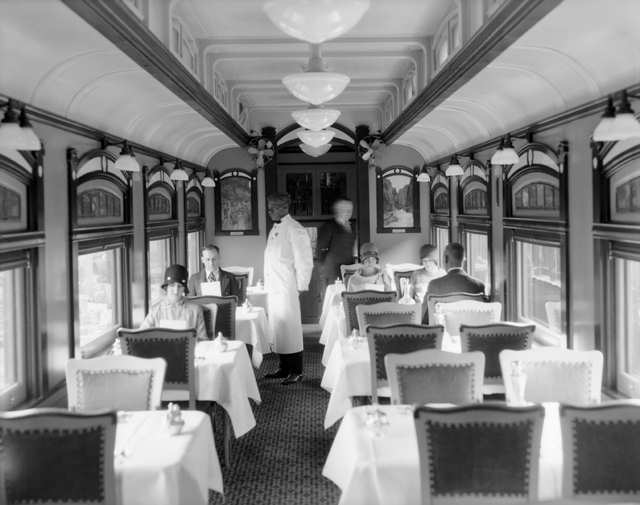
[320,334,461,428]
[115,409,222,505]
[235,305,273,368]
[322,403,563,505]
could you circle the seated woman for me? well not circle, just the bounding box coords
[347,243,392,292]
[140,264,207,341]
[411,244,446,304]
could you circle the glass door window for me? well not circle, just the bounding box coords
[148,238,172,304]
[0,266,26,410]
[615,257,640,397]
[187,231,202,279]
[465,231,490,294]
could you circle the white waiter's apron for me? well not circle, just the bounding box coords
[264,215,312,354]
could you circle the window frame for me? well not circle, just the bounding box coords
[146,233,175,307]
[462,227,492,296]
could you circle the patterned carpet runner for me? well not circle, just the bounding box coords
[209,331,341,504]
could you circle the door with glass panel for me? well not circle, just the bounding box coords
[148,237,173,305]
[614,255,640,397]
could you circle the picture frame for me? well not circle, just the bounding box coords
[376,165,420,233]
[214,168,258,235]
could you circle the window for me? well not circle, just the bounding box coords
[77,249,122,352]
[435,226,449,267]
[515,240,563,340]
[465,231,490,294]
[615,256,640,397]
[0,265,27,410]
[148,237,171,304]
[433,11,461,72]
[187,231,202,278]
[171,18,198,75]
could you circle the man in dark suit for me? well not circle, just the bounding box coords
[427,242,485,296]
[187,244,238,297]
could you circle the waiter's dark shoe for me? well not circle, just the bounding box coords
[264,369,288,379]
[281,373,303,385]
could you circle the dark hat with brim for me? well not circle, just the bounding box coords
[161,264,189,294]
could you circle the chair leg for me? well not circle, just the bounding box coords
[223,411,232,468]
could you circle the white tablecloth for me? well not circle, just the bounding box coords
[321,336,463,428]
[246,286,268,313]
[194,340,261,437]
[235,306,273,368]
[320,301,347,365]
[320,283,344,328]
[323,404,563,505]
[115,410,222,505]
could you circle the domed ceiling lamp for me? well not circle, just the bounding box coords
[297,129,335,147]
[445,154,464,177]
[593,91,640,142]
[300,143,332,157]
[113,141,141,172]
[283,44,350,105]
[201,169,216,187]
[292,106,341,131]
[169,159,189,181]
[0,100,41,151]
[490,135,519,165]
[263,0,370,44]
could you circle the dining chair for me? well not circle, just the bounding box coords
[385,349,484,405]
[230,273,249,304]
[435,300,502,337]
[341,289,397,334]
[0,408,117,505]
[223,265,254,286]
[66,355,166,412]
[425,291,487,325]
[117,327,197,409]
[384,262,422,297]
[340,263,362,285]
[413,403,544,505]
[189,295,237,339]
[356,301,421,335]
[560,401,640,502]
[460,322,535,395]
[366,324,444,403]
[499,348,603,405]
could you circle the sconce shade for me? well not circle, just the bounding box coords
[445,155,463,177]
[263,0,370,44]
[201,175,216,187]
[416,167,430,183]
[300,143,331,157]
[593,92,640,141]
[297,129,335,147]
[18,107,41,150]
[0,103,40,151]
[292,108,340,130]
[170,161,189,181]
[283,72,350,105]
[114,141,140,172]
[490,136,519,165]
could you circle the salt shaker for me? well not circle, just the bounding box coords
[217,331,228,351]
[166,403,185,435]
[511,360,527,405]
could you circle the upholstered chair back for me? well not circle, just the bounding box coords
[0,408,117,505]
[499,348,603,406]
[413,403,544,504]
[460,323,534,394]
[189,295,237,339]
[560,401,640,501]
[436,300,502,337]
[223,265,254,286]
[340,263,362,285]
[426,292,487,325]
[386,349,484,405]
[117,327,196,409]
[66,355,166,412]
[356,302,421,335]
[341,290,397,334]
[366,324,444,402]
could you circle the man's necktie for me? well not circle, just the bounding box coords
[208,272,216,282]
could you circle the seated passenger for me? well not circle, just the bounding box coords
[141,264,207,340]
[411,244,446,303]
[187,244,238,297]
[427,242,485,297]
[347,243,391,292]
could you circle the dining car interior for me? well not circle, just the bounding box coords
[2,0,640,504]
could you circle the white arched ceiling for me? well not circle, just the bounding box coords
[0,0,232,167]
[398,0,640,162]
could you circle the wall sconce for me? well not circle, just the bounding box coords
[201,168,216,187]
[0,99,41,151]
[169,159,189,181]
[416,164,430,183]
[490,135,519,165]
[247,134,274,168]
[445,154,463,176]
[112,140,141,173]
[593,90,640,142]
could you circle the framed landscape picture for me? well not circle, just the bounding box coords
[214,168,258,235]
[376,165,420,233]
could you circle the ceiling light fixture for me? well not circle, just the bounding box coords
[297,129,335,147]
[263,0,370,44]
[416,165,430,183]
[445,154,464,177]
[490,135,519,165]
[170,159,189,181]
[283,44,350,105]
[201,169,216,187]
[300,143,332,157]
[113,141,141,172]
[0,100,41,151]
[292,107,341,131]
[593,91,640,142]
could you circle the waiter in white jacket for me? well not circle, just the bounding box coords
[263,193,313,385]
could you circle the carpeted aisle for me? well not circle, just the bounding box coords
[209,330,341,505]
